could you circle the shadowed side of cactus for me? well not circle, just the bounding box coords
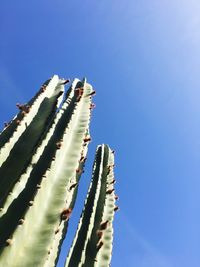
[0,77,95,267]
[65,144,118,267]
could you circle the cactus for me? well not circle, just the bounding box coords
[65,144,117,267]
[0,76,117,267]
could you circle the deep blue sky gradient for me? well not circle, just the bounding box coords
[0,1,200,266]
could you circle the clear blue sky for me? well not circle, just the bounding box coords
[1,1,200,266]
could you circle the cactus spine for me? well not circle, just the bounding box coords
[0,76,117,267]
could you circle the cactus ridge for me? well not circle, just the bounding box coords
[65,144,116,267]
[0,78,94,267]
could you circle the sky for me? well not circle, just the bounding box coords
[0,1,200,266]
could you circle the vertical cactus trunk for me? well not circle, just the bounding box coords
[65,144,117,267]
[0,77,94,267]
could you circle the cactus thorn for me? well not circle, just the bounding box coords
[114,206,119,212]
[6,239,13,246]
[89,103,96,109]
[100,220,109,230]
[76,169,81,174]
[55,229,59,234]
[40,86,46,93]
[69,183,78,191]
[96,240,103,251]
[114,195,119,200]
[83,137,91,142]
[61,79,70,85]
[60,208,72,221]
[106,189,114,194]
[96,230,103,239]
[18,219,25,225]
[28,201,34,206]
[79,156,85,162]
[110,179,116,185]
[56,142,62,149]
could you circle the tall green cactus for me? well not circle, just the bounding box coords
[0,76,117,267]
[65,144,117,267]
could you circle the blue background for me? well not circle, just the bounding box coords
[0,1,200,266]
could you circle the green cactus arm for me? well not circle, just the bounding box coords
[94,149,116,267]
[0,75,60,166]
[0,80,74,216]
[0,79,93,267]
[65,144,117,267]
[0,76,65,205]
[0,78,87,246]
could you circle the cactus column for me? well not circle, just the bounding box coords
[0,76,117,267]
[65,144,117,267]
